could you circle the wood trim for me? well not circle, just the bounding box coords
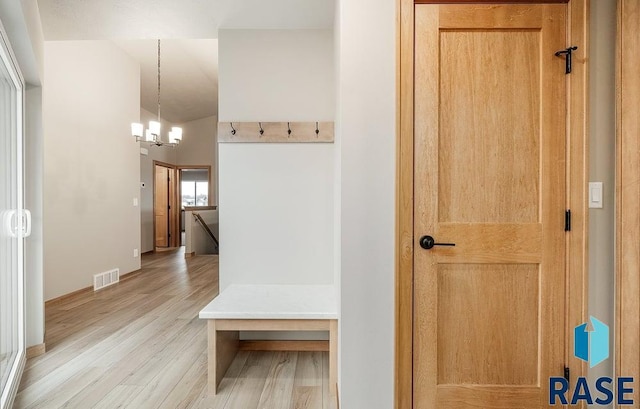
[184,206,217,211]
[396,0,414,407]
[415,0,568,3]
[118,268,143,283]
[238,340,329,352]
[184,252,196,258]
[169,167,178,247]
[177,165,213,207]
[153,161,179,248]
[218,122,334,143]
[395,2,589,408]
[177,165,213,240]
[214,319,331,332]
[26,343,46,359]
[45,285,93,306]
[616,0,640,401]
[45,268,143,306]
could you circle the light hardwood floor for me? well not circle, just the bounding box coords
[14,249,330,409]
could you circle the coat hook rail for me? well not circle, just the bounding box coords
[218,121,334,143]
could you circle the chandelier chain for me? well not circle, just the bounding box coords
[157,39,161,122]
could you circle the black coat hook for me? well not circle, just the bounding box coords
[230,122,236,135]
[315,122,319,137]
[258,122,264,136]
[287,122,292,137]
[555,46,578,74]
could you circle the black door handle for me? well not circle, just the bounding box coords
[419,235,456,250]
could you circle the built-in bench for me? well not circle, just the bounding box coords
[199,284,339,396]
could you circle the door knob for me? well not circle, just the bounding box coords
[419,235,456,250]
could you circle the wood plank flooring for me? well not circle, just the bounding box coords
[14,249,330,409]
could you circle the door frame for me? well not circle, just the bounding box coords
[615,0,639,400]
[0,18,26,409]
[153,160,179,249]
[395,1,589,407]
[177,165,213,208]
[177,165,212,243]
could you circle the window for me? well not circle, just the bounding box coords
[180,169,209,208]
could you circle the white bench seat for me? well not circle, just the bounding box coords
[199,284,338,396]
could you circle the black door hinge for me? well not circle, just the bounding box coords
[564,366,570,383]
[565,210,571,232]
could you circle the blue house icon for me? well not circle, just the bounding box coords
[574,316,609,368]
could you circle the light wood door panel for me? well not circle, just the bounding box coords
[155,165,169,247]
[413,4,567,408]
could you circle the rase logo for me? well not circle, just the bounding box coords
[549,316,635,406]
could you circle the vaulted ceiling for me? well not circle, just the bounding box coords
[36,0,334,123]
[113,39,218,123]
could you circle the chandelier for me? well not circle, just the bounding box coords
[131,40,183,147]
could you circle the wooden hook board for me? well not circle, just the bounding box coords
[218,122,334,143]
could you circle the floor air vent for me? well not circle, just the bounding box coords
[93,268,120,291]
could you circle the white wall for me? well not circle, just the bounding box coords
[219,29,334,121]
[218,29,335,291]
[25,86,44,346]
[218,144,334,289]
[176,115,218,204]
[589,0,616,402]
[139,107,177,253]
[44,41,141,300]
[337,0,395,407]
[185,209,218,255]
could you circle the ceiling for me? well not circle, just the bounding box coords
[36,0,334,123]
[36,0,335,40]
[114,39,218,123]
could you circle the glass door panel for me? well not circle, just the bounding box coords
[0,23,25,409]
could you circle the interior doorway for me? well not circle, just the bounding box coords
[153,161,178,249]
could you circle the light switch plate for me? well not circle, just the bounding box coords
[589,182,603,209]
[133,198,139,207]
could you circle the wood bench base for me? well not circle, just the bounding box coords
[207,318,338,398]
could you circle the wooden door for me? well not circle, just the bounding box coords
[155,165,169,247]
[413,4,567,408]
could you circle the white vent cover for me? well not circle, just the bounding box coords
[93,268,120,291]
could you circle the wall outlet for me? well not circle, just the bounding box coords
[133,248,139,258]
